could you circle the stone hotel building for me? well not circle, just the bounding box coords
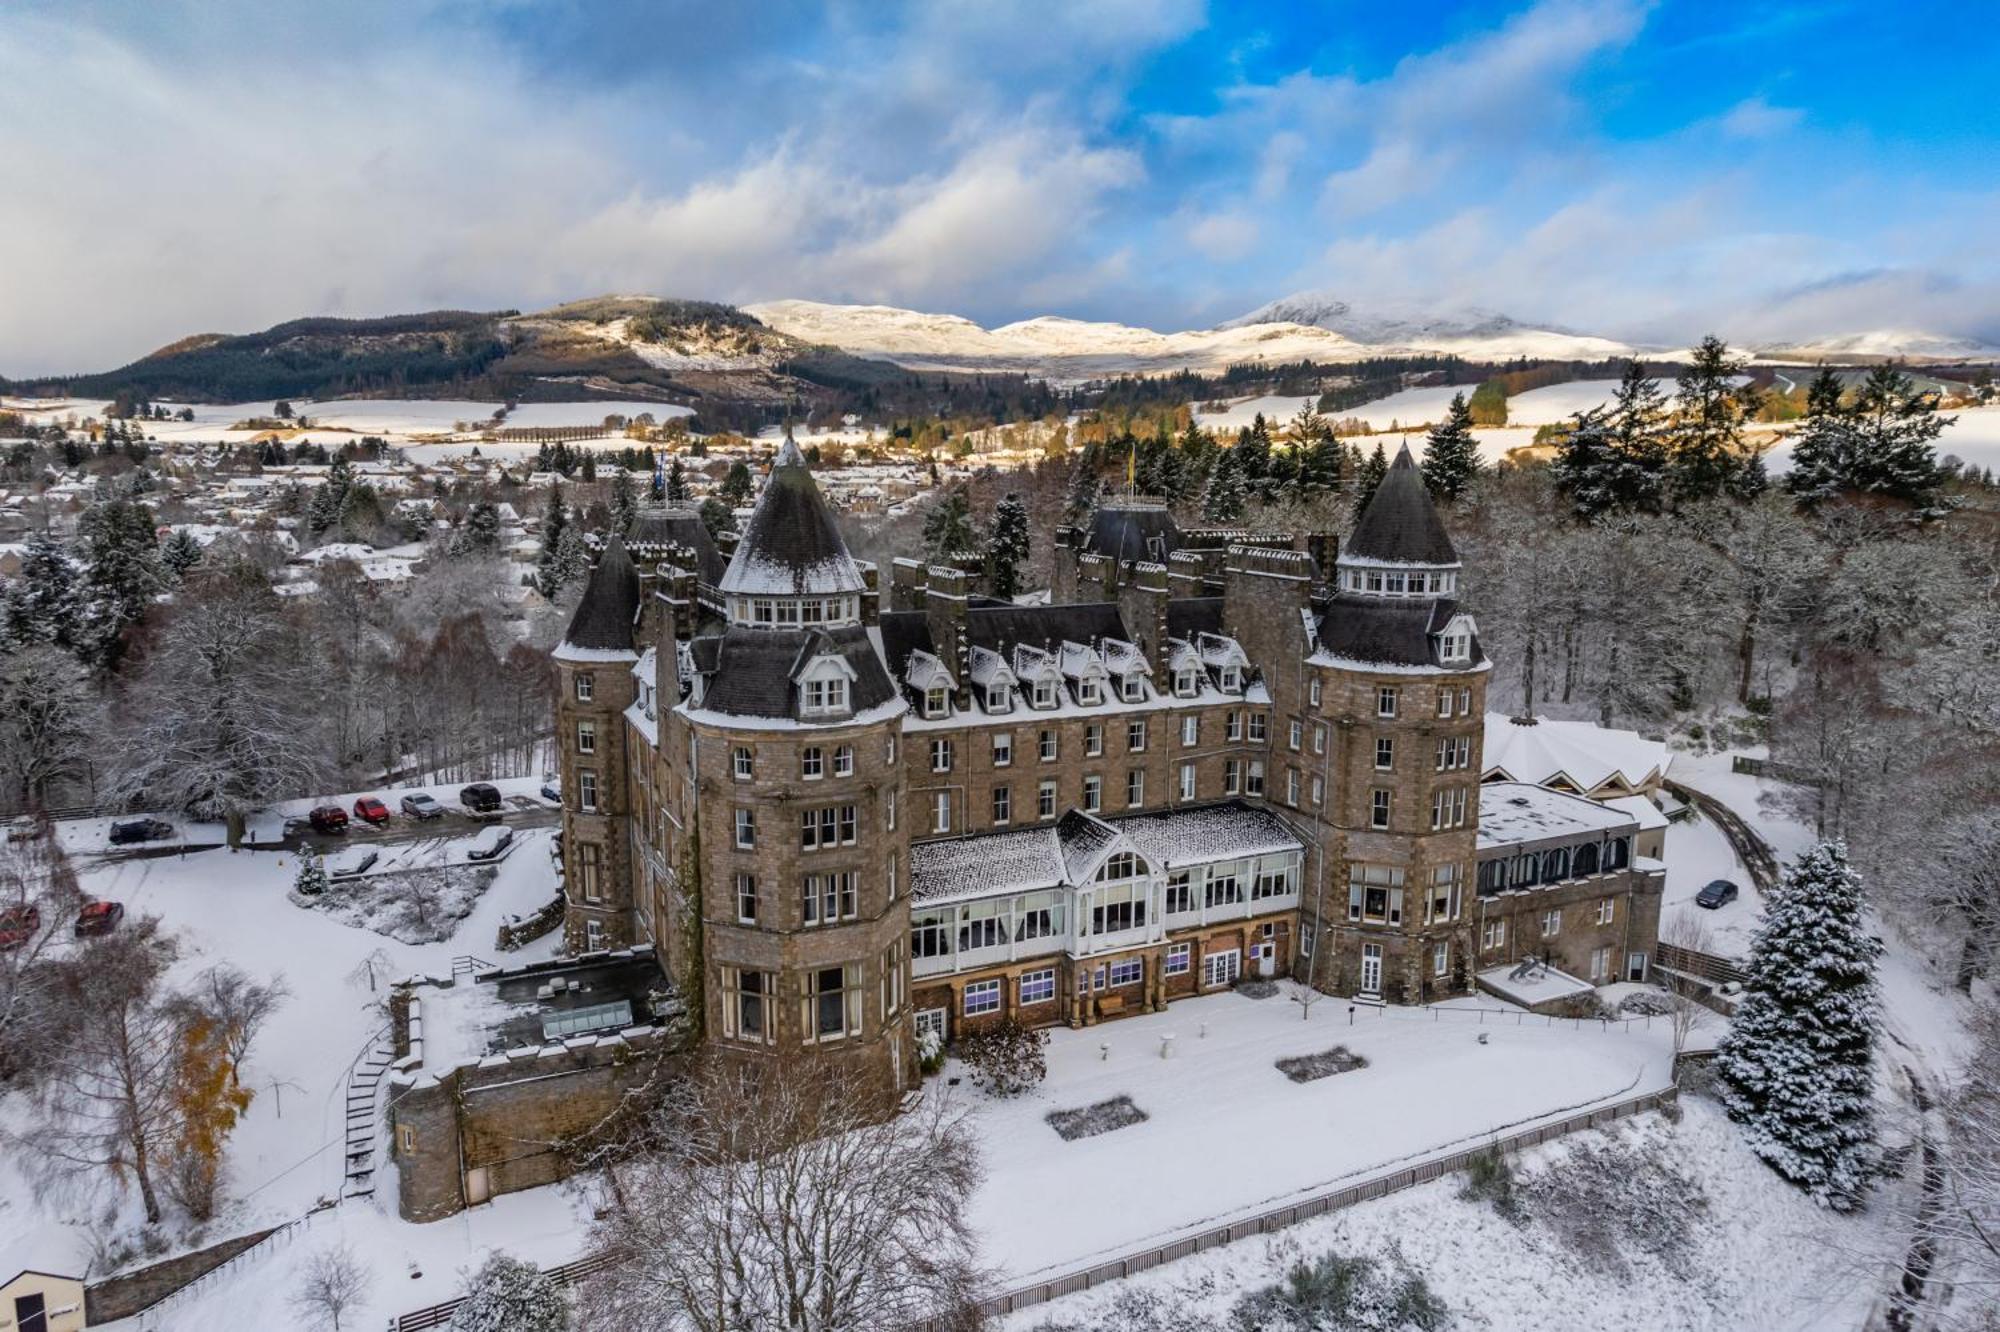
[551,437,1664,1094]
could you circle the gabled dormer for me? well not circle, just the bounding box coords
[793,638,858,719]
[967,646,1018,715]
[905,650,956,718]
[1058,640,1110,707]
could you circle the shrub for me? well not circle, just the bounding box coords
[960,1018,1047,1098]
[294,849,327,897]
[450,1253,571,1332]
[916,1024,945,1075]
[1232,1245,1450,1331]
[1518,1136,1708,1277]
[1458,1145,1523,1222]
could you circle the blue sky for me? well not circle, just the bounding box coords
[2,0,1994,373]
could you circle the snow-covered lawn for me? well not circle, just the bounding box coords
[1001,1097,1891,1332]
[962,988,1675,1285]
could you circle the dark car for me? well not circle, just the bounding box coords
[401,793,444,820]
[74,900,125,937]
[1695,879,1740,909]
[540,783,560,803]
[308,805,349,834]
[0,904,41,950]
[460,783,503,815]
[352,797,391,826]
[109,818,174,846]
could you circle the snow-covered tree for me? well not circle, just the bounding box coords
[1352,441,1389,510]
[291,1242,371,1331]
[0,645,93,810]
[922,487,978,565]
[294,848,328,896]
[986,492,1030,600]
[1549,409,1620,519]
[1420,392,1481,502]
[1667,335,1765,506]
[1717,841,1882,1210]
[457,501,501,555]
[159,528,203,583]
[666,457,688,502]
[100,563,335,846]
[2,530,82,649]
[306,456,354,538]
[1786,364,1952,513]
[609,469,637,536]
[535,482,572,600]
[1203,448,1246,522]
[77,496,160,668]
[449,1254,571,1332]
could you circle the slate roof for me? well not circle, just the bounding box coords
[560,537,640,653]
[1165,596,1223,640]
[910,826,1066,903]
[690,624,896,721]
[718,435,867,597]
[1056,809,1121,880]
[1112,801,1304,869]
[1316,595,1479,668]
[1343,445,1459,566]
[627,506,727,587]
[964,603,1130,659]
[1081,502,1179,564]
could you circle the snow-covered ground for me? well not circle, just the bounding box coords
[1001,1097,1889,1332]
[960,987,1675,1285]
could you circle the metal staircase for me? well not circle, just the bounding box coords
[341,1027,395,1201]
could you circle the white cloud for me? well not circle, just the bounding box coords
[1182,210,1260,262]
[1717,96,1805,140]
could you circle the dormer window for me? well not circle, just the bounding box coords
[925,685,950,718]
[986,684,1012,714]
[1440,631,1471,663]
[1120,675,1144,703]
[1033,679,1056,709]
[1174,669,1198,697]
[1078,679,1102,706]
[1220,666,1241,693]
[803,677,847,714]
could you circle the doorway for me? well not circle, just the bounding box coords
[1360,943,1383,995]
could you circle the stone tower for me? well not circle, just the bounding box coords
[1300,445,1489,1003]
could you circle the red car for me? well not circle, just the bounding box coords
[0,903,41,951]
[308,805,349,833]
[74,900,125,937]
[352,797,391,826]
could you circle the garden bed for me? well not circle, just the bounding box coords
[1046,1095,1149,1141]
[1276,1045,1370,1084]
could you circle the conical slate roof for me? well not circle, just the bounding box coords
[559,535,641,654]
[1343,444,1458,566]
[719,434,867,597]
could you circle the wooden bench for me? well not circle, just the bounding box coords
[1095,994,1127,1018]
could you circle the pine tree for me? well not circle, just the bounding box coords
[666,458,688,503]
[1549,408,1621,519]
[1787,364,1951,512]
[697,497,734,541]
[1203,448,1246,521]
[448,1254,571,1332]
[1667,335,1764,506]
[461,502,501,554]
[535,482,570,600]
[2,530,82,650]
[1717,841,1882,1211]
[719,460,753,508]
[306,457,354,539]
[922,488,978,565]
[1353,441,1390,510]
[159,530,203,583]
[1603,359,1670,514]
[553,525,589,595]
[986,492,1030,600]
[1420,392,1482,502]
[610,469,637,535]
[294,847,328,896]
[1065,462,1100,525]
[1238,414,1275,501]
[77,498,160,669]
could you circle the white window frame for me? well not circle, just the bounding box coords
[1038,780,1057,820]
[963,979,1001,1017]
[1166,942,1192,975]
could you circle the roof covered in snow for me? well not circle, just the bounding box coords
[1315,595,1475,669]
[718,434,867,597]
[687,623,896,722]
[557,536,640,659]
[1477,780,1637,852]
[1481,714,1670,794]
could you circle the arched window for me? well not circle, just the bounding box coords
[1540,848,1570,885]
[1573,842,1599,876]
[1604,837,1630,871]
[1477,860,1504,893]
[1512,852,1539,885]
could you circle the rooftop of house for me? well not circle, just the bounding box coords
[717,434,867,597]
[556,535,640,661]
[1481,714,1671,793]
[408,948,680,1076]
[1340,444,1459,568]
[1477,780,1638,854]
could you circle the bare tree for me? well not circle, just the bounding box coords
[576,1055,985,1332]
[1661,912,1716,1059]
[0,823,85,1076]
[184,963,289,1085]
[291,1241,373,1332]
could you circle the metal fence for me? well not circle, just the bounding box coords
[1655,941,1746,986]
[392,1249,622,1331]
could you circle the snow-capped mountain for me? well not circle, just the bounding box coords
[743,300,1366,378]
[1748,329,2000,363]
[1222,291,1639,361]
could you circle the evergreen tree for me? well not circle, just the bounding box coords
[610,469,637,535]
[580,451,598,483]
[461,501,501,554]
[1667,335,1765,505]
[1602,359,1670,514]
[159,529,203,583]
[1549,408,1621,520]
[719,460,754,508]
[1203,448,1247,521]
[986,492,1030,600]
[77,498,160,669]
[1353,441,1390,510]
[2,530,82,650]
[306,457,354,539]
[1065,462,1100,525]
[447,1254,570,1332]
[922,488,978,565]
[666,458,688,503]
[553,525,589,594]
[1717,841,1882,1211]
[294,847,328,897]
[1237,414,1274,501]
[535,482,570,600]
[697,496,734,541]
[1420,392,1482,502]
[1786,365,1951,512]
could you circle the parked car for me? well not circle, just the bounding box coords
[401,793,444,820]
[460,783,503,816]
[308,805,349,834]
[466,825,514,862]
[540,783,560,803]
[74,900,125,937]
[326,848,379,881]
[1695,879,1740,909]
[352,797,391,826]
[108,818,174,846]
[0,904,41,950]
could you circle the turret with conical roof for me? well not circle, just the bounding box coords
[556,535,641,660]
[719,434,867,622]
[1335,444,1461,599]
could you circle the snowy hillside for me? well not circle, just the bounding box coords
[745,299,1366,378]
[1223,290,1640,362]
[1750,328,2000,362]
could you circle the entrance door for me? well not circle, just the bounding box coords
[1360,944,1383,995]
[465,1166,491,1206]
[1627,951,1649,982]
[15,1293,47,1332]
